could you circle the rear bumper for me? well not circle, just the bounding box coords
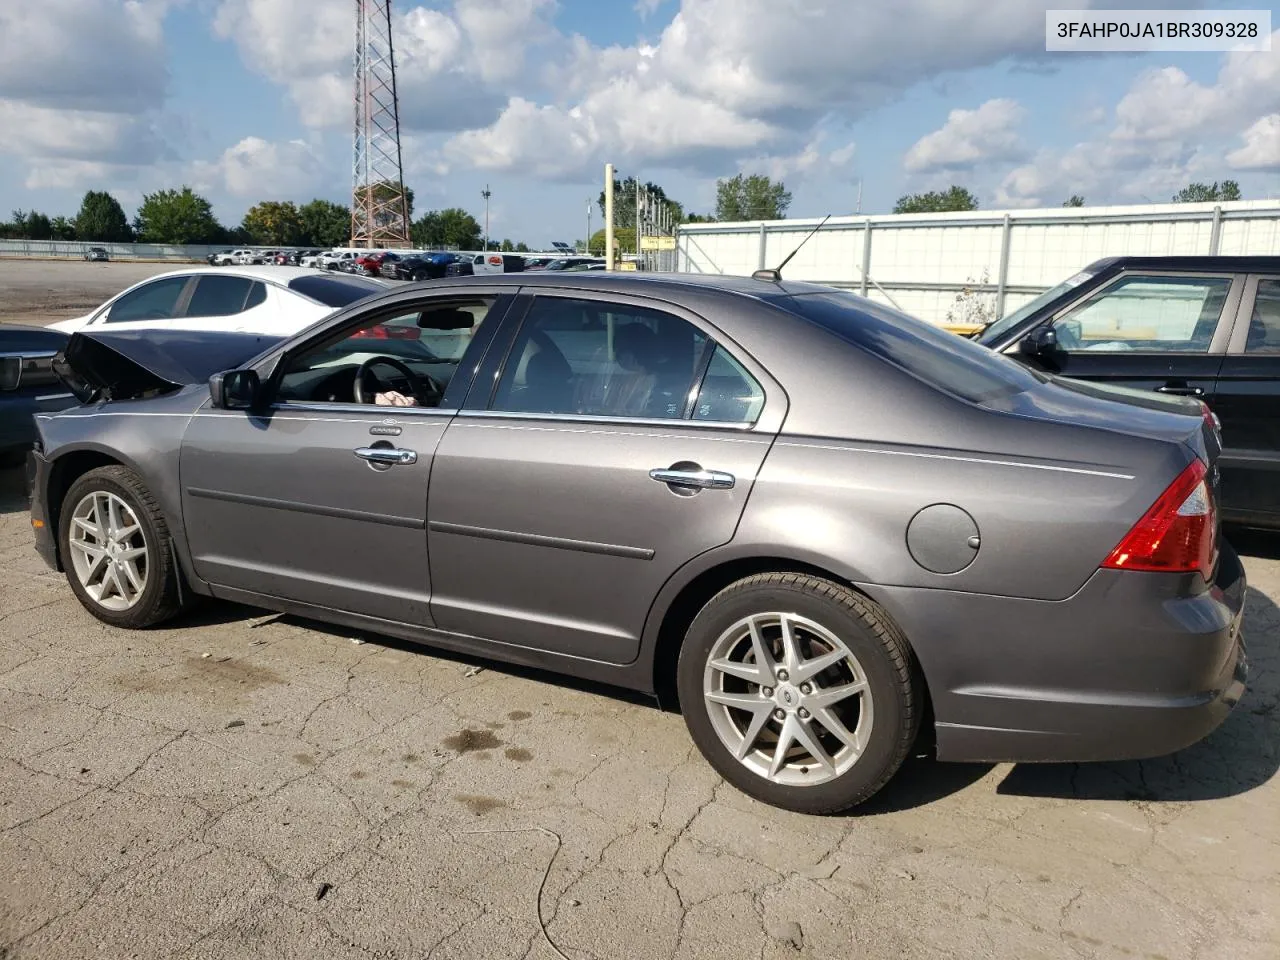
[865,544,1248,763]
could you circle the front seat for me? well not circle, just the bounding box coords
[517,335,575,413]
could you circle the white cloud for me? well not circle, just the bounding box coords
[904,99,1026,173]
[1228,115,1280,172]
[213,0,554,133]
[0,101,166,165]
[993,32,1279,207]
[0,0,171,112]
[441,0,1106,179]
[189,136,326,198]
[995,138,1213,208]
[1113,32,1280,143]
[0,2,180,195]
[736,136,857,183]
[444,84,779,180]
[215,0,1147,182]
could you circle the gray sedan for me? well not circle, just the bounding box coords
[27,273,1248,813]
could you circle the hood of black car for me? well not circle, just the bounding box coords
[55,328,285,402]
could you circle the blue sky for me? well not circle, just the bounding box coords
[1,1,1277,247]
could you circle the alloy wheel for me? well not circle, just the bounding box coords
[67,491,149,612]
[702,612,874,787]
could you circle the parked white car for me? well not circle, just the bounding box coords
[317,250,360,271]
[48,267,390,337]
[212,249,253,266]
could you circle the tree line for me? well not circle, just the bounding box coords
[891,180,1243,213]
[0,186,501,251]
[0,176,1248,250]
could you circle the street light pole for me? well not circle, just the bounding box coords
[481,184,491,251]
[586,199,592,255]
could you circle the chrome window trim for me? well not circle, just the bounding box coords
[270,401,459,419]
[453,408,757,432]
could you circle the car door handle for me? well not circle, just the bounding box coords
[354,446,418,465]
[1156,383,1205,397]
[649,467,735,489]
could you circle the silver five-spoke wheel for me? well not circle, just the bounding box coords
[68,490,148,612]
[703,611,874,787]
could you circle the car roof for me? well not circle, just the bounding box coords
[1084,255,1280,272]
[145,265,333,284]
[413,270,839,301]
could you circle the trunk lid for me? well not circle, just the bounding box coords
[53,328,284,402]
[998,372,1220,468]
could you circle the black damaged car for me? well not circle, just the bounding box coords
[0,323,75,464]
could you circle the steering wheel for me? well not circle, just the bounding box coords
[353,355,443,406]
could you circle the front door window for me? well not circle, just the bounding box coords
[103,277,189,323]
[1050,275,1233,353]
[275,298,495,408]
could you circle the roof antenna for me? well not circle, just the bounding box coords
[752,214,831,282]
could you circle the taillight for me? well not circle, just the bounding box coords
[1198,400,1221,437]
[1102,458,1217,581]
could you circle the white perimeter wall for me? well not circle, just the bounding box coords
[676,200,1280,324]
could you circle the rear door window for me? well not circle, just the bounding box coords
[491,297,712,420]
[185,275,256,318]
[1243,279,1280,354]
[692,346,765,423]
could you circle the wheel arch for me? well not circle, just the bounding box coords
[44,446,131,570]
[645,550,936,730]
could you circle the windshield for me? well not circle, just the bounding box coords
[287,275,385,308]
[780,290,1043,405]
[977,268,1099,344]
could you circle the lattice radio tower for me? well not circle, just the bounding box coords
[350,0,410,248]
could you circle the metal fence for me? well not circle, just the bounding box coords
[675,199,1280,325]
[0,239,241,262]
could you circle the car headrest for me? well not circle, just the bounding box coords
[418,308,475,330]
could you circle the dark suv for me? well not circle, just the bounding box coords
[978,256,1280,530]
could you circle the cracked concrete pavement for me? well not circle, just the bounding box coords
[0,259,1277,957]
[1,464,1277,960]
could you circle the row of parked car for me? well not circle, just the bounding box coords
[205,246,609,278]
[6,252,1269,815]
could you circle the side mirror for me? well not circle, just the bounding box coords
[209,369,260,410]
[1018,325,1059,359]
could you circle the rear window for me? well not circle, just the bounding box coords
[780,291,1042,404]
[186,275,254,317]
[287,275,384,308]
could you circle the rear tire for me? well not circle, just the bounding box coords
[677,573,919,814]
[59,466,186,629]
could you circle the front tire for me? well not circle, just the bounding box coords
[677,573,920,814]
[59,466,185,629]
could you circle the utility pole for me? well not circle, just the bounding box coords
[481,184,491,251]
[856,179,863,215]
[636,181,643,268]
[604,164,615,270]
[585,199,592,255]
